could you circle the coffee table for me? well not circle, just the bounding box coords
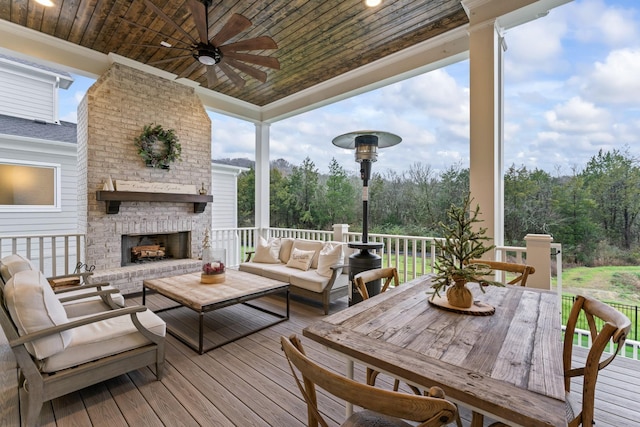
[143,269,289,354]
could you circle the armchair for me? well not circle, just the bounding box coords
[0,270,165,426]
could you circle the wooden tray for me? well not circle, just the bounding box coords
[428,294,495,316]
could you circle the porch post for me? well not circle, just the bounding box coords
[468,15,505,249]
[524,234,553,290]
[255,123,270,237]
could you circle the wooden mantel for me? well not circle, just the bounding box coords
[96,191,213,214]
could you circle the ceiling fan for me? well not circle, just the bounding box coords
[122,0,280,89]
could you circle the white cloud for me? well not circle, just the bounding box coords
[581,48,640,104]
[545,96,611,132]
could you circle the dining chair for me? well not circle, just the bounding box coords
[479,295,631,427]
[353,267,413,392]
[468,259,535,286]
[354,266,399,300]
[281,334,458,427]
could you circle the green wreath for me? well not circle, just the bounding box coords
[134,123,182,170]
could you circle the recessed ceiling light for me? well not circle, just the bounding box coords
[35,0,55,6]
[365,0,382,7]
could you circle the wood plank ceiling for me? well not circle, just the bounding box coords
[0,0,468,107]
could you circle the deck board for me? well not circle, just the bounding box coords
[1,294,639,426]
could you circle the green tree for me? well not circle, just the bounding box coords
[289,157,321,228]
[583,148,640,249]
[236,168,255,227]
[550,170,600,264]
[320,158,357,228]
[503,165,555,245]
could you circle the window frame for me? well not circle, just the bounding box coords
[0,158,62,212]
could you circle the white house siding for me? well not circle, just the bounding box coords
[211,162,248,266]
[0,137,78,235]
[0,68,56,123]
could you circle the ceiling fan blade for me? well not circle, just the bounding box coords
[218,62,246,89]
[224,58,267,83]
[210,14,252,47]
[142,0,197,44]
[129,43,192,52]
[120,16,192,47]
[186,0,208,43]
[219,36,278,52]
[222,52,280,70]
[206,66,218,87]
[147,54,193,65]
[177,60,202,79]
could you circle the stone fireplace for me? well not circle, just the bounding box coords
[76,62,211,293]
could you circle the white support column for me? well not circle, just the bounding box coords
[468,18,505,249]
[332,224,350,242]
[524,234,554,290]
[255,123,270,237]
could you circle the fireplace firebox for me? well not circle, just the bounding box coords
[121,232,190,266]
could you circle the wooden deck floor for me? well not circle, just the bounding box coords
[1,293,639,426]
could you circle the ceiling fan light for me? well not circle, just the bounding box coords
[198,55,217,66]
[35,0,55,6]
[364,0,382,7]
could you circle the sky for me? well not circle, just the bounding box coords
[58,0,640,176]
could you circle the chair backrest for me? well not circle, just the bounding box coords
[468,259,535,286]
[353,267,399,299]
[281,335,457,427]
[563,295,631,427]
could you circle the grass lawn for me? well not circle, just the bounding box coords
[561,265,640,305]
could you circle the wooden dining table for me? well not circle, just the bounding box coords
[303,274,566,427]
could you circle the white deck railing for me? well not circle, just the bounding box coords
[207,226,562,287]
[0,233,86,277]
[567,328,639,360]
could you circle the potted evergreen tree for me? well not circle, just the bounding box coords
[431,194,502,308]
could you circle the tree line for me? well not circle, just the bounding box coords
[232,147,640,266]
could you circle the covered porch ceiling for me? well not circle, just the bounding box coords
[0,0,564,123]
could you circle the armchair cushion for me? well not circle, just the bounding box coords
[0,254,36,286]
[5,270,72,359]
[41,308,166,373]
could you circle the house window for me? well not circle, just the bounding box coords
[0,160,61,212]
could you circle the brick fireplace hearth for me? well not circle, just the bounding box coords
[77,62,211,294]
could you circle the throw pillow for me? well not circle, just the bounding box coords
[253,237,282,263]
[316,243,344,278]
[290,240,324,268]
[286,248,316,271]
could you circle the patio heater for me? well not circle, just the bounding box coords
[332,131,401,305]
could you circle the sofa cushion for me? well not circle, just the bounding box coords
[0,254,35,286]
[290,240,325,269]
[316,242,344,278]
[288,269,331,293]
[253,237,282,263]
[41,308,166,373]
[239,263,292,283]
[288,269,348,293]
[278,238,295,263]
[5,270,72,359]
